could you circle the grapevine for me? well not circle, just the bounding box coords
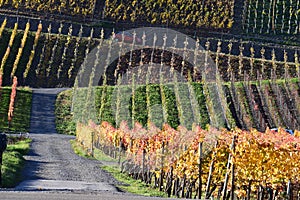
[11,21,30,78]
[77,121,300,199]
[24,22,42,79]
[47,23,63,77]
[104,0,234,29]
[57,25,73,79]
[0,18,7,38]
[0,0,94,16]
[35,23,51,77]
[0,22,18,75]
[68,25,83,79]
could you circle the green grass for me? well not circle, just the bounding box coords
[1,137,31,187]
[70,139,168,197]
[70,139,94,159]
[101,165,168,197]
[0,87,32,132]
[93,148,118,162]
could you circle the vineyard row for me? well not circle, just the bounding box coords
[0,18,299,87]
[243,0,300,34]
[76,120,300,199]
[70,74,300,141]
[0,0,299,36]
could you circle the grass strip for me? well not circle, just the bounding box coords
[101,165,168,197]
[0,87,32,132]
[1,138,31,187]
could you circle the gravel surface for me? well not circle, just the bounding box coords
[0,191,180,200]
[16,89,121,192]
[19,133,120,185]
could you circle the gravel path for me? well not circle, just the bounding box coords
[16,89,121,192]
[18,133,120,185]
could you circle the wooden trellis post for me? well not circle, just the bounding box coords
[231,136,236,200]
[198,142,203,199]
[222,135,236,200]
[159,141,165,191]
